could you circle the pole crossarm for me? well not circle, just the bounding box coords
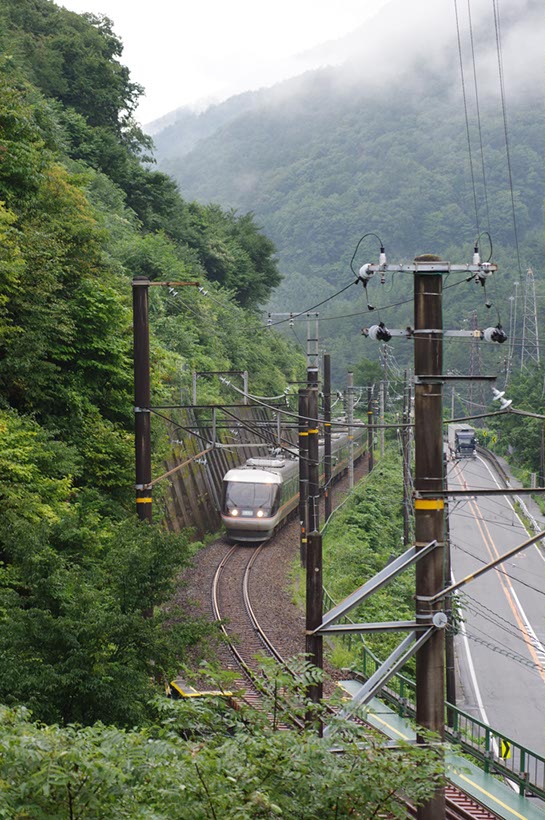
[323,628,435,737]
[317,621,428,634]
[415,488,545,497]
[424,529,545,605]
[132,280,200,287]
[415,375,497,384]
[363,262,497,274]
[314,540,438,634]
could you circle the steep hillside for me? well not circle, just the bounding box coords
[0,0,304,727]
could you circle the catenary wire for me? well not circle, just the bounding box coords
[266,280,357,327]
[467,0,491,233]
[454,0,480,235]
[492,0,522,277]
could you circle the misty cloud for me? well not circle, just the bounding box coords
[326,0,543,103]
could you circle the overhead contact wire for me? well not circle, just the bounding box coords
[454,0,480,234]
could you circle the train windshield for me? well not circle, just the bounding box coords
[222,481,278,516]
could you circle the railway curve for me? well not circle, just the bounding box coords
[175,458,506,818]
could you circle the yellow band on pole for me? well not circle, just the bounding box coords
[136,497,153,503]
[308,428,319,434]
[299,432,308,436]
[414,499,444,510]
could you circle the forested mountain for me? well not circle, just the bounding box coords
[0,0,304,728]
[155,0,543,382]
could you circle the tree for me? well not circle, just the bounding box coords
[0,666,444,818]
[0,514,210,726]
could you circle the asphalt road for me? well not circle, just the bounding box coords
[447,453,545,758]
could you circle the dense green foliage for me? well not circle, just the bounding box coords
[0,0,304,727]
[323,448,414,663]
[479,361,545,479]
[0,666,444,818]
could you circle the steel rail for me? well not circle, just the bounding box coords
[211,542,305,728]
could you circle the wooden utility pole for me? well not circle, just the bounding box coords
[298,388,309,567]
[413,255,445,820]
[402,371,411,547]
[379,379,385,458]
[133,276,152,522]
[307,367,320,534]
[323,354,332,522]
[306,376,323,723]
[367,386,374,472]
[347,371,354,489]
[444,471,456,727]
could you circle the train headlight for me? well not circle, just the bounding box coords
[256,510,264,518]
[230,509,239,517]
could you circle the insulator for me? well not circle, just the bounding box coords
[368,322,392,343]
[358,263,374,282]
[483,325,508,344]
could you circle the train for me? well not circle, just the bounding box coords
[221,424,366,543]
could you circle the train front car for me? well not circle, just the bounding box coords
[221,457,298,543]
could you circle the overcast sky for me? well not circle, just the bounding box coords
[54,0,390,124]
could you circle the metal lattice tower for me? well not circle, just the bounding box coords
[521,268,540,369]
[505,281,519,387]
[467,311,485,421]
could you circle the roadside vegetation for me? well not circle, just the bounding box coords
[322,447,413,670]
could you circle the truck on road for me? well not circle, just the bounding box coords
[447,424,476,459]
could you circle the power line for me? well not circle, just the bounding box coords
[452,539,544,597]
[492,0,522,277]
[466,0,491,233]
[266,280,357,327]
[460,629,543,676]
[454,0,480,234]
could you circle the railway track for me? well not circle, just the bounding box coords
[209,539,501,819]
[211,541,305,727]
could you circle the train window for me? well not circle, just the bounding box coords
[222,481,279,517]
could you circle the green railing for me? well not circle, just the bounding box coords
[447,703,544,800]
[359,641,545,800]
[322,590,545,800]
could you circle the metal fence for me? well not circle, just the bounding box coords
[323,591,545,800]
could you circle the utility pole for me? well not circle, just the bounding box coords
[540,422,545,490]
[402,372,411,547]
[347,371,354,489]
[367,386,374,472]
[323,354,332,522]
[243,370,249,404]
[133,276,152,523]
[307,366,320,533]
[305,528,323,724]
[298,388,309,567]
[444,471,456,727]
[379,379,385,458]
[306,377,323,723]
[413,255,445,820]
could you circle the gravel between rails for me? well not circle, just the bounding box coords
[170,457,369,691]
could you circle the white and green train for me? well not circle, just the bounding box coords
[221,426,366,543]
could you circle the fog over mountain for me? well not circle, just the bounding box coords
[150,0,543,378]
[151,0,540,153]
